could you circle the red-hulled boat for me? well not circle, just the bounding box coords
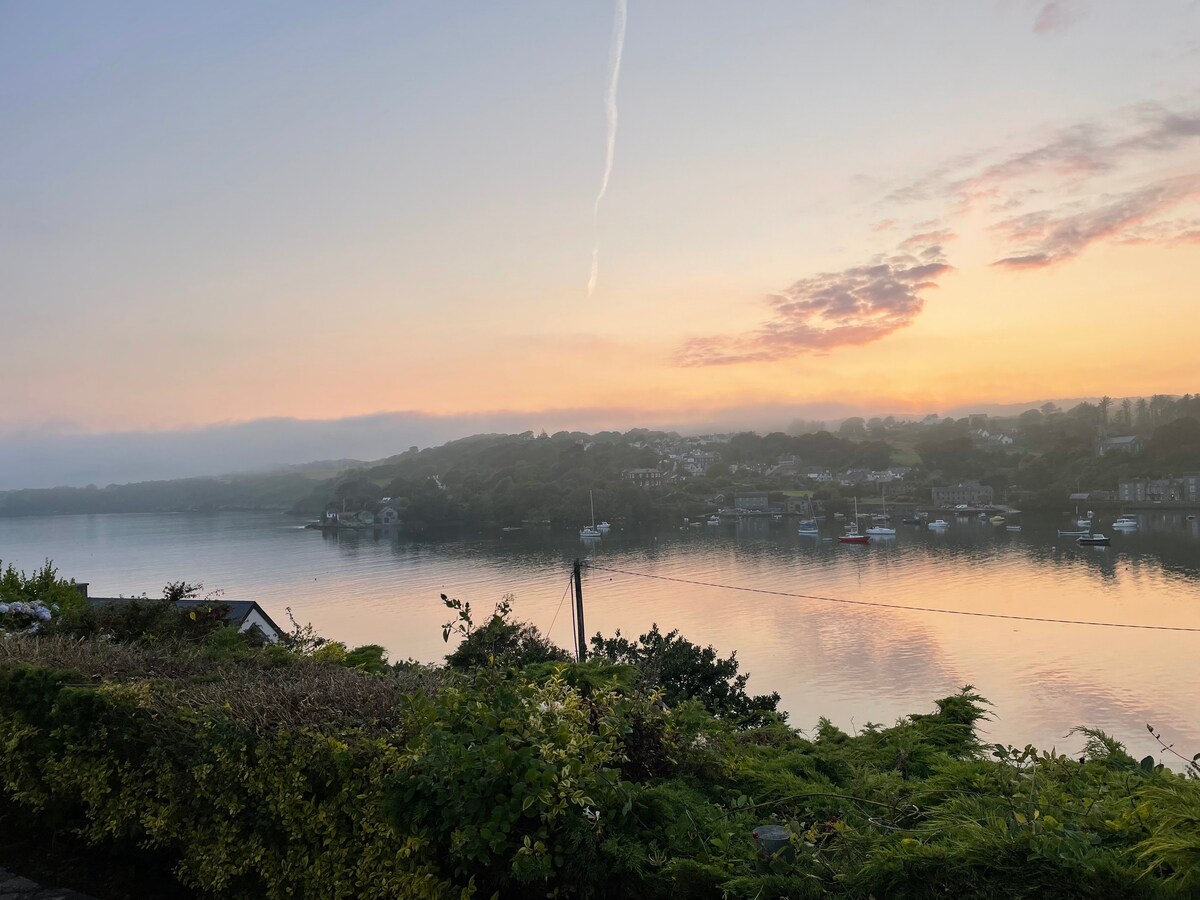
[839,498,871,543]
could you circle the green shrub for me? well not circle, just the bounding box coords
[385,668,666,896]
[442,594,571,670]
[589,624,781,724]
[0,660,460,899]
[0,613,1193,900]
[345,644,390,673]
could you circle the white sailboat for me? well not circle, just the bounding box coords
[580,490,602,539]
[866,486,896,536]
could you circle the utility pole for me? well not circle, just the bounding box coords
[573,558,587,661]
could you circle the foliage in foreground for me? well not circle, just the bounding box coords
[1,634,1197,898]
[0,569,1197,898]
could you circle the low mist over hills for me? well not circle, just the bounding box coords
[3,394,1197,520]
[0,400,1106,491]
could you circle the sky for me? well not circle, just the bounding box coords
[2,0,1199,483]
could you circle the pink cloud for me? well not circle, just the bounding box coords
[884,104,1200,214]
[991,175,1200,268]
[899,228,956,250]
[676,238,953,366]
[1033,2,1081,34]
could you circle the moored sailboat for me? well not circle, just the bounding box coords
[865,487,896,536]
[840,498,871,544]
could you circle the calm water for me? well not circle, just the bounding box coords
[3,511,1199,761]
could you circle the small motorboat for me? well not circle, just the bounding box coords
[798,523,820,536]
[866,524,896,536]
[928,519,949,529]
[990,515,1006,525]
[707,515,720,525]
[596,521,611,534]
[1006,525,1022,532]
[1075,518,1092,527]
[1112,516,1138,529]
[1078,533,1110,545]
[1057,529,1090,536]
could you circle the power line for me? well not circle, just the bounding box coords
[547,575,574,642]
[585,563,1200,633]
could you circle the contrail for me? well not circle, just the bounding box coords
[587,0,628,297]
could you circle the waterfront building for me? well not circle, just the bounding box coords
[931,481,995,506]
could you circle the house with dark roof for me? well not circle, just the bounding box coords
[86,596,284,643]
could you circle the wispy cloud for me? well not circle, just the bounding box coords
[899,228,956,250]
[675,238,953,366]
[1116,216,1200,246]
[991,175,1200,268]
[1032,1,1083,34]
[886,103,1200,212]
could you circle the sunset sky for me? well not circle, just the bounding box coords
[3,0,1199,442]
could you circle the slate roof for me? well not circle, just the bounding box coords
[87,597,283,638]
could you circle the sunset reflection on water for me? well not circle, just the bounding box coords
[3,510,1197,764]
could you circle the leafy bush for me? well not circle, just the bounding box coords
[0,659,458,899]
[0,560,86,612]
[0,579,1196,900]
[388,669,652,895]
[589,624,781,724]
[442,593,571,670]
[0,561,84,634]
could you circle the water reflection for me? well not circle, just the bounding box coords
[1,511,1197,763]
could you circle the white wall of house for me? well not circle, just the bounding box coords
[239,608,281,643]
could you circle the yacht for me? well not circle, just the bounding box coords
[839,498,871,543]
[866,488,896,535]
[797,497,819,533]
[580,490,604,539]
